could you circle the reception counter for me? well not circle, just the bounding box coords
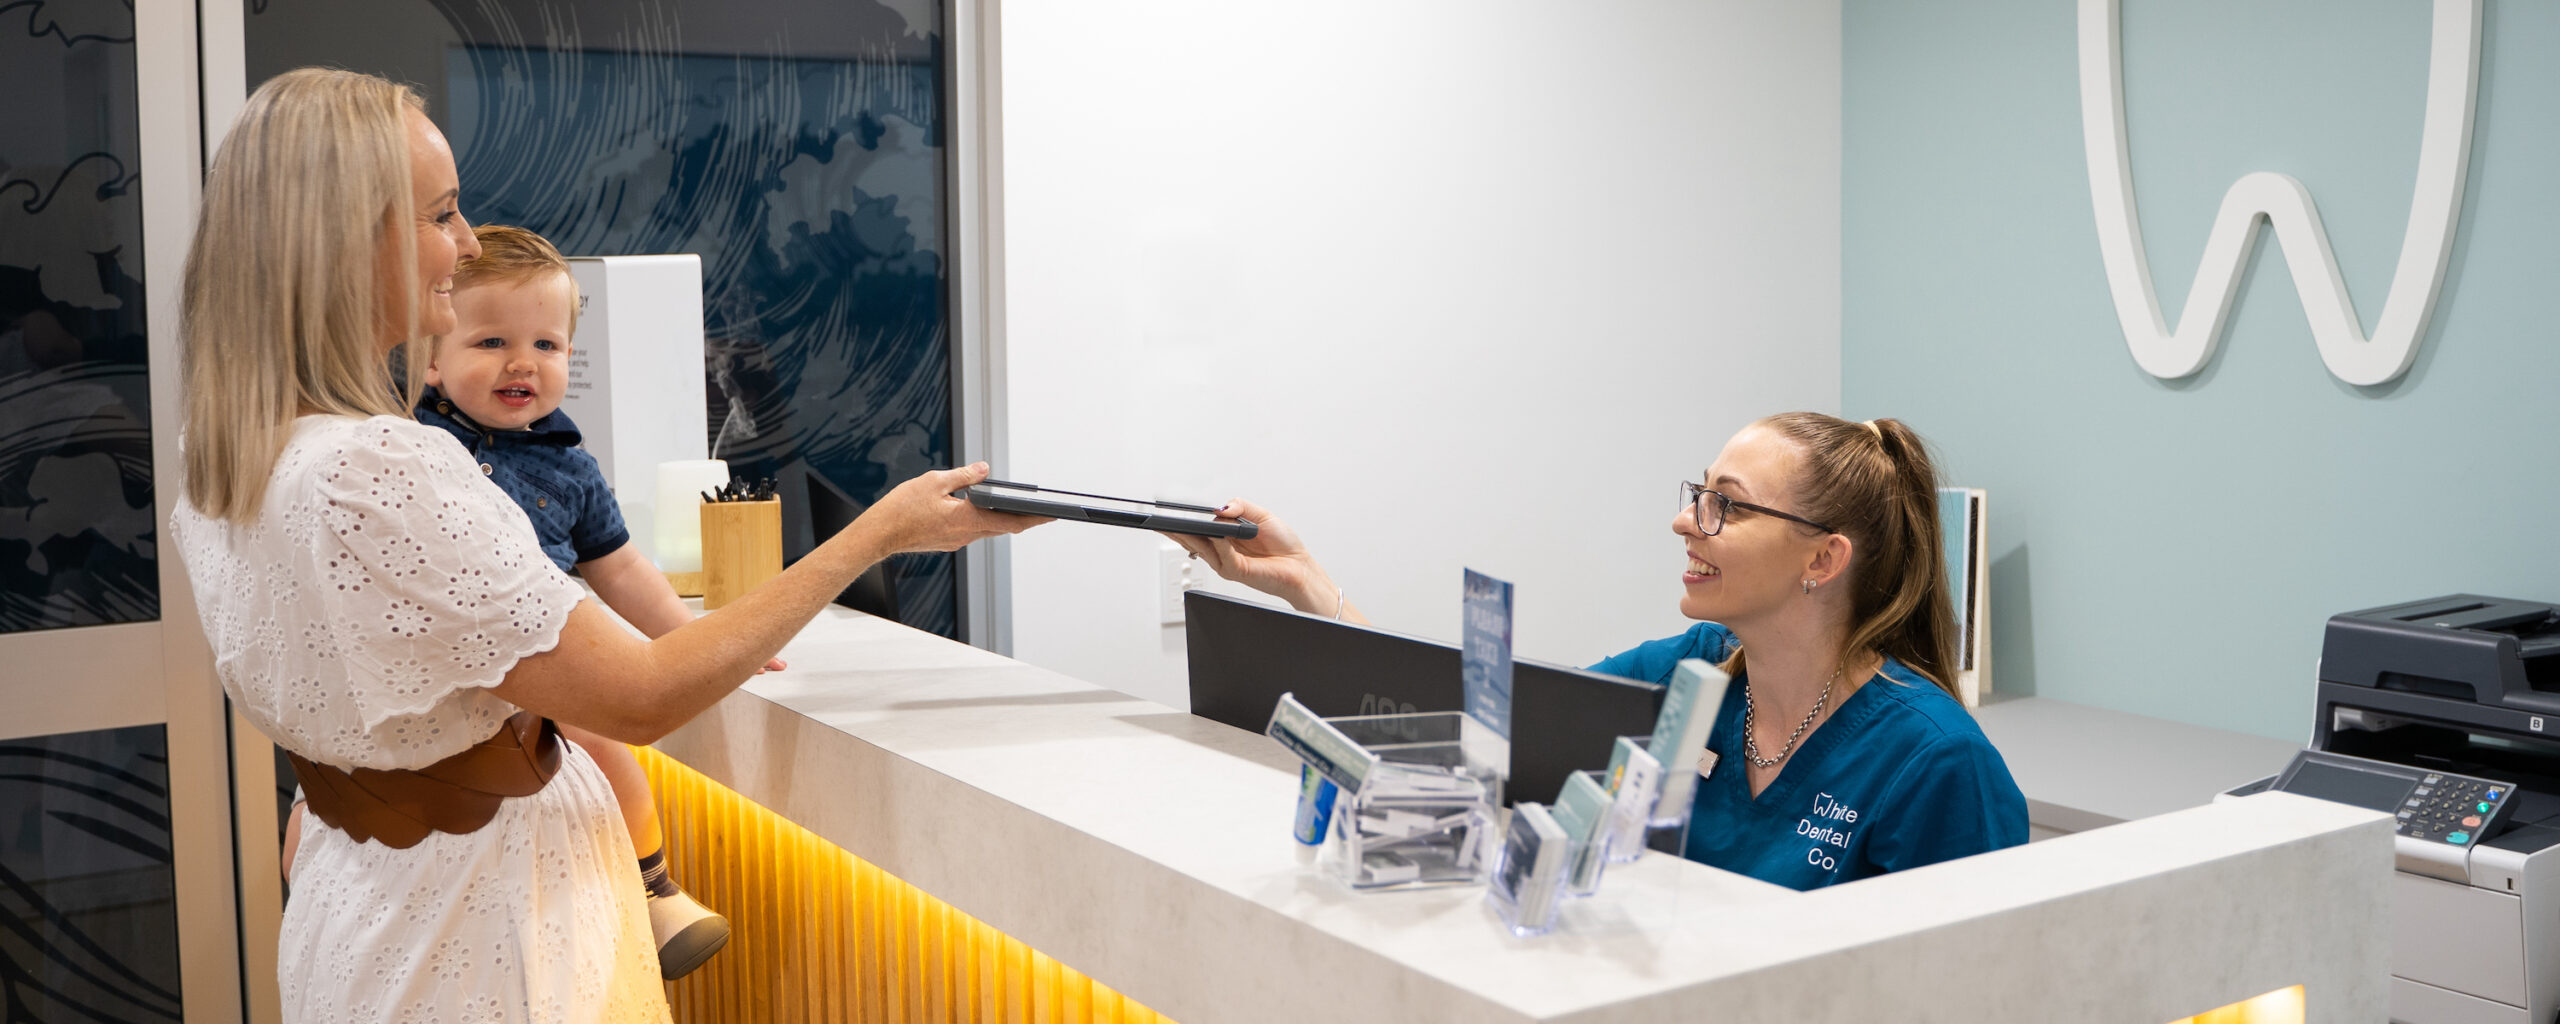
[647,605,2393,1023]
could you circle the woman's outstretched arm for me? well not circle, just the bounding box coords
[494,463,1042,743]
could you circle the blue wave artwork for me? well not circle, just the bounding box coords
[248,0,962,636]
[0,725,183,1022]
[437,7,958,635]
[0,0,160,635]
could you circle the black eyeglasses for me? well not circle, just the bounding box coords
[1679,480,1836,536]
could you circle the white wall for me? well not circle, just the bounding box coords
[999,0,1843,708]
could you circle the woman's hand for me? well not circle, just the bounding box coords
[848,463,1047,555]
[1165,499,1361,622]
[508,465,1041,746]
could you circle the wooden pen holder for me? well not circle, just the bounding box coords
[700,498,782,610]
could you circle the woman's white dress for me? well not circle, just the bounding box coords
[171,414,671,1023]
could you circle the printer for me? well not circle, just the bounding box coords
[2234,595,2560,1024]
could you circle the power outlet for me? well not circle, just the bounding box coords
[1160,541,1202,626]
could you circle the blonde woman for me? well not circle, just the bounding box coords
[169,67,1035,1019]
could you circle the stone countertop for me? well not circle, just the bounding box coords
[653,605,2393,1023]
[1973,694,2305,833]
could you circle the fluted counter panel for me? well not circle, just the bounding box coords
[639,745,1173,1023]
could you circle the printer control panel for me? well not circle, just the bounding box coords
[2396,771,2513,847]
[2272,750,2517,849]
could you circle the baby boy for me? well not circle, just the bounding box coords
[287,224,739,980]
[420,225,743,979]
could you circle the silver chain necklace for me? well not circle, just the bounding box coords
[1741,663,1840,770]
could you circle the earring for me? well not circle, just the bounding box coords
[1802,578,1818,594]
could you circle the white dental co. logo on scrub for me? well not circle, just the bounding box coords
[2078,0,2479,386]
[1799,792,1860,874]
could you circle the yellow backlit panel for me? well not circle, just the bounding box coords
[638,746,1176,1024]
[2170,985,2305,1024]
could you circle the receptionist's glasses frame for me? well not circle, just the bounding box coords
[1679,480,1837,536]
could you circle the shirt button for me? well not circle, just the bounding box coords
[536,497,547,508]
[437,402,452,414]
[480,463,494,475]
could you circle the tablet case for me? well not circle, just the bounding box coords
[963,482,1259,540]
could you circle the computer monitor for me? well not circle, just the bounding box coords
[1183,590,1663,805]
[802,468,899,621]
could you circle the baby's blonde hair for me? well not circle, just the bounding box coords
[454,224,581,339]
[182,67,426,523]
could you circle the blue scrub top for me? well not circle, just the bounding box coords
[1590,622,2028,891]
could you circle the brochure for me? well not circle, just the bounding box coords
[1550,770,1613,891]
[1647,658,1728,823]
[1266,692,1379,794]
[1603,736,1664,860]
[1491,802,1567,929]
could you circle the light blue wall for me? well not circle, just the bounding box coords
[1844,0,2560,740]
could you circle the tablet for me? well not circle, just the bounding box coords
[963,480,1259,539]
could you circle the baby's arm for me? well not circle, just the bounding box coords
[581,542,786,672]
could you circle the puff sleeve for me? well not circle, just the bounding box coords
[288,419,585,768]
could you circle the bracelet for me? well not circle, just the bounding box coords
[1334,586,1347,621]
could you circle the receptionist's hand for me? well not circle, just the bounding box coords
[1164,499,1364,624]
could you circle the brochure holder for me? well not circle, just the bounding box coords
[1556,770,1616,899]
[1605,733,1694,863]
[1314,711,1503,891]
[1485,802,1582,938]
[1641,819,1693,861]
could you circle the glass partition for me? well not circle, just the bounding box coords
[0,725,182,1021]
[0,0,158,634]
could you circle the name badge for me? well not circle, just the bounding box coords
[1697,749,1719,781]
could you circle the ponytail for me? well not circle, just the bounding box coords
[1750,413,1960,701]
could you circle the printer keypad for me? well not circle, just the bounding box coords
[2395,772,2512,846]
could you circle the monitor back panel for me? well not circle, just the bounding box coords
[1183,591,1662,805]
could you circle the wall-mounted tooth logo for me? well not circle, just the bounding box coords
[2078,0,2479,387]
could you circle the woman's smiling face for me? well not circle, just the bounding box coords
[382,107,478,347]
[1673,424,1835,627]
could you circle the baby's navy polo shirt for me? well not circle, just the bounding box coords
[415,387,630,573]
[1589,622,2028,891]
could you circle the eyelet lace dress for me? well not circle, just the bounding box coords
[171,415,670,1023]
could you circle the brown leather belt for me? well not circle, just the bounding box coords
[287,711,563,849]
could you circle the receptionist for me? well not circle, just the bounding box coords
[1170,411,2028,891]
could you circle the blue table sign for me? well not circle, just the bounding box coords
[1461,568,1515,742]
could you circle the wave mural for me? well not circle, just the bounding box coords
[0,0,159,635]
[0,725,182,1023]
[251,0,962,636]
